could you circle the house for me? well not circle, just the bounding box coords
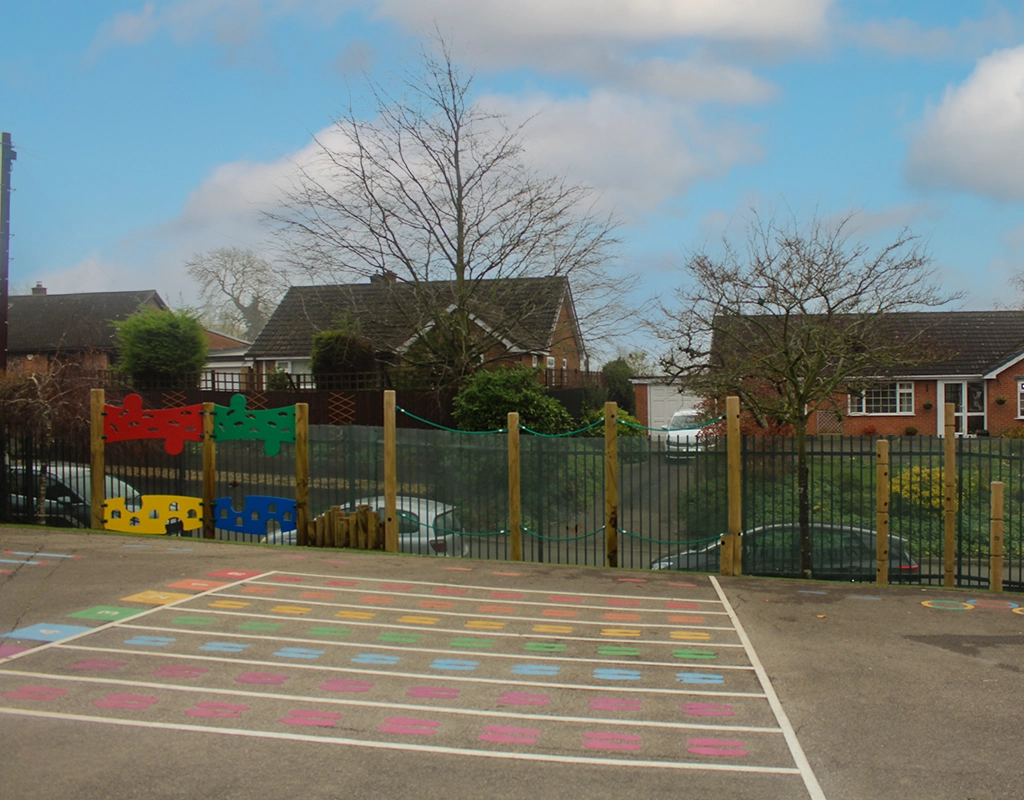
[711,310,1024,438]
[5,284,168,374]
[247,274,587,387]
[201,330,253,391]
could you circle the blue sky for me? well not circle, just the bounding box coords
[3,1,1024,359]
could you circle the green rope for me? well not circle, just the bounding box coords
[618,414,725,433]
[430,525,507,538]
[620,530,723,545]
[396,406,505,435]
[519,418,605,438]
[521,525,604,542]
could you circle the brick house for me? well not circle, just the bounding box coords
[247,275,587,386]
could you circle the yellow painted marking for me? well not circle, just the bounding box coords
[465,620,505,631]
[335,610,375,620]
[121,591,193,605]
[397,616,439,625]
[600,628,642,638]
[532,624,573,634]
[208,600,250,610]
[670,631,712,640]
[270,602,309,614]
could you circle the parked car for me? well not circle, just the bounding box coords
[264,495,470,556]
[650,522,920,582]
[662,409,705,459]
[7,465,142,529]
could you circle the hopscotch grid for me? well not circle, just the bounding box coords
[0,669,782,734]
[109,623,758,670]
[121,608,746,647]
[0,708,803,775]
[46,644,768,698]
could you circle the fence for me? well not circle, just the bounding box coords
[1,393,1019,591]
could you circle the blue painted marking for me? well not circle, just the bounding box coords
[199,641,250,653]
[512,664,561,676]
[124,636,176,647]
[594,668,642,681]
[430,659,479,671]
[275,647,325,659]
[351,653,401,665]
[1,623,92,642]
[7,551,80,559]
[677,672,725,684]
[0,559,44,565]
[167,547,194,552]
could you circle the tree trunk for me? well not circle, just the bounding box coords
[796,417,812,578]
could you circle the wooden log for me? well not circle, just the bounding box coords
[368,510,381,550]
[604,401,619,568]
[356,505,369,549]
[330,506,342,548]
[90,389,106,531]
[876,439,890,586]
[943,402,956,588]
[508,412,522,562]
[990,481,1004,593]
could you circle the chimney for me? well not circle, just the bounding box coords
[31,281,46,296]
[370,270,397,286]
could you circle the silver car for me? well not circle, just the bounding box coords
[662,409,704,459]
[8,464,142,529]
[265,495,470,556]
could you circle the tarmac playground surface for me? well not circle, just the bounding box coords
[1,527,1022,800]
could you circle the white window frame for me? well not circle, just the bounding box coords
[546,356,556,369]
[1017,381,1024,419]
[849,381,915,415]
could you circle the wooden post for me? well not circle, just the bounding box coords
[295,402,309,547]
[990,481,1004,593]
[723,396,742,576]
[943,402,957,588]
[89,389,105,530]
[383,391,398,553]
[604,401,619,568]
[202,402,216,540]
[508,412,522,561]
[876,439,890,586]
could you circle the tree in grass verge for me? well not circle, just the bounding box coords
[115,309,208,389]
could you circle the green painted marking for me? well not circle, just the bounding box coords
[449,638,494,649]
[598,645,641,657]
[239,621,283,632]
[524,641,567,653]
[307,626,352,637]
[69,606,146,622]
[378,632,422,644]
[673,649,717,660]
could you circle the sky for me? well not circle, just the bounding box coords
[3,1,1024,361]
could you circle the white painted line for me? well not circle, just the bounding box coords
[113,623,758,671]
[0,707,802,775]
[0,670,782,734]
[133,609,747,648]
[710,577,828,800]
[50,645,768,698]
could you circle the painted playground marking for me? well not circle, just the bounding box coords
[0,569,824,793]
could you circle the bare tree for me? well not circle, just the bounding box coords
[657,211,960,578]
[185,247,288,341]
[267,35,625,384]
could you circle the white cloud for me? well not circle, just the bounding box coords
[846,11,1019,60]
[906,45,1024,201]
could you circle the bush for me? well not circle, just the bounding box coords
[601,358,636,415]
[311,330,377,389]
[904,426,918,436]
[115,309,207,388]
[453,366,572,434]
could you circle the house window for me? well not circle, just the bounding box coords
[546,356,555,369]
[849,382,914,415]
[561,358,567,369]
[1017,381,1024,418]
[532,355,538,368]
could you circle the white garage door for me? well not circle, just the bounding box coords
[647,383,698,430]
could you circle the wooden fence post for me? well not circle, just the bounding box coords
[876,439,890,586]
[990,481,1004,593]
[943,402,957,588]
[202,401,216,540]
[605,401,618,568]
[383,391,398,553]
[90,389,105,530]
[723,396,742,576]
[508,412,522,561]
[295,402,309,546]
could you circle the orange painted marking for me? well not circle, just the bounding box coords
[668,615,705,624]
[603,612,641,622]
[477,605,516,614]
[299,592,337,601]
[418,601,455,611]
[542,608,578,618]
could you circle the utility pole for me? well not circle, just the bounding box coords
[1,132,15,374]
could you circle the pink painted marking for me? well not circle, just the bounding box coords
[606,598,641,608]
[0,645,30,658]
[498,692,550,707]
[547,595,584,603]
[378,717,439,736]
[419,600,455,610]
[268,575,305,583]
[479,725,540,745]
[666,601,700,610]
[326,580,360,587]
[152,665,209,679]
[681,702,735,717]
[359,595,395,605]
[69,659,128,671]
[299,591,337,600]
[668,615,705,624]
[281,709,343,727]
[542,608,578,618]
[185,702,249,718]
[407,686,461,700]
[236,672,290,685]
[379,583,414,591]
[94,693,159,710]
[3,685,68,701]
[492,571,521,577]
[434,587,469,596]
[490,591,524,600]
[589,697,642,712]
[687,738,748,757]
[167,579,227,591]
[583,732,643,751]
[320,679,375,693]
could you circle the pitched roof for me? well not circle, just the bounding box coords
[712,310,1024,379]
[248,276,571,359]
[7,290,167,354]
